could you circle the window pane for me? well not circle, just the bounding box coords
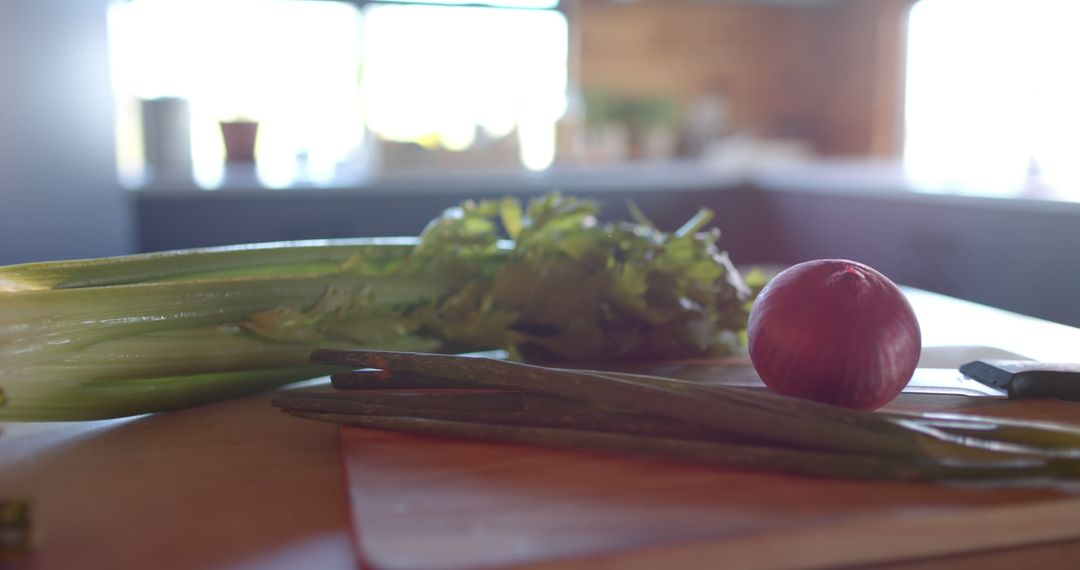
[905,0,1080,198]
[108,0,364,188]
[359,4,568,172]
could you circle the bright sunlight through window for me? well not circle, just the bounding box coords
[108,0,568,189]
[108,0,364,189]
[359,4,567,172]
[905,0,1080,199]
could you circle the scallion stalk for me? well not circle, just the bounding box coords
[301,349,1080,482]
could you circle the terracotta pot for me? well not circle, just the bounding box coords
[219,120,259,163]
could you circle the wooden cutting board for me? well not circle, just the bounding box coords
[338,351,1080,570]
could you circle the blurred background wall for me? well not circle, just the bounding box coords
[573,0,910,158]
[0,0,132,265]
[2,0,1079,328]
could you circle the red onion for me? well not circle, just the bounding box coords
[747,259,921,410]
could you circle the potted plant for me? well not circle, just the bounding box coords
[219,118,260,164]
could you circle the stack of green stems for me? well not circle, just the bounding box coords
[269,349,1080,483]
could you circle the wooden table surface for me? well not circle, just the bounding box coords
[3,288,1080,570]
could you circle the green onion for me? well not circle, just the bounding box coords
[283,411,1053,482]
[299,349,1080,482]
[309,349,928,458]
[275,388,720,440]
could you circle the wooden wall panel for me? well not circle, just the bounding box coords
[577,1,826,138]
[573,0,916,157]
[814,0,916,156]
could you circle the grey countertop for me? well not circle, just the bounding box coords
[135,159,1080,217]
[131,159,1080,329]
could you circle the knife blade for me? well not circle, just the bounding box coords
[905,368,1007,398]
[618,362,1012,398]
[959,360,1080,401]
[560,359,1078,400]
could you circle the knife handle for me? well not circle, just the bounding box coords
[959,360,1080,401]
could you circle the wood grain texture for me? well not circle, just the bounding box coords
[0,390,355,570]
[514,497,1080,570]
[339,354,1080,570]
[867,540,1080,570]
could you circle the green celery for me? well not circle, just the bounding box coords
[0,194,753,420]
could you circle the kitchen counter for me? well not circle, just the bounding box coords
[132,160,1080,329]
[3,288,1080,570]
[135,160,1080,213]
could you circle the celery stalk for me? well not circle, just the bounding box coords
[0,272,451,420]
[0,238,418,290]
[0,194,754,421]
[2,367,334,421]
[1,273,447,368]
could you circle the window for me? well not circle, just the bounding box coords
[904,0,1080,199]
[109,0,365,188]
[107,0,568,190]
[360,3,567,173]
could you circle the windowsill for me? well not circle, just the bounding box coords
[132,158,1080,216]
[750,160,1080,215]
[133,160,748,197]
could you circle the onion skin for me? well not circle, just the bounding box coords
[747,260,921,410]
